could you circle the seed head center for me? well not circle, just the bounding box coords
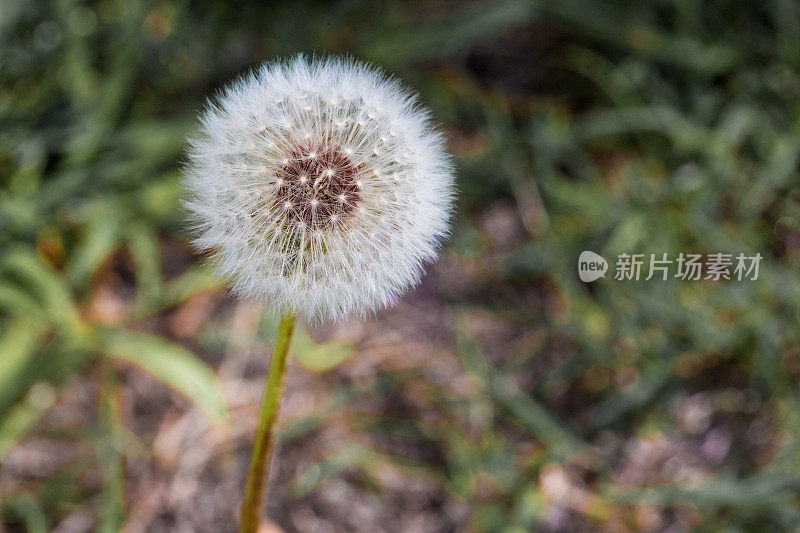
[273,143,361,230]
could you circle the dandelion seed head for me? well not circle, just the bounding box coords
[183,56,455,322]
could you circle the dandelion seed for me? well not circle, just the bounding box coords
[183,55,454,323]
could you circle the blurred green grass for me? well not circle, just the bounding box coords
[2,0,800,531]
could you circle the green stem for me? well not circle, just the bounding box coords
[239,313,296,533]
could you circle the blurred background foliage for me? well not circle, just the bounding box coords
[2,0,800,531]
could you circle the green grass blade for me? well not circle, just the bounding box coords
[103,329,229,425]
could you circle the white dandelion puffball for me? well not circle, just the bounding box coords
[183,57,455,322]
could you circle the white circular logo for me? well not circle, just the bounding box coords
[578,251,608,282]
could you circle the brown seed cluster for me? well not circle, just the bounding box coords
[272,142,362,230]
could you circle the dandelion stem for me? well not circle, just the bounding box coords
[239,312,296,533]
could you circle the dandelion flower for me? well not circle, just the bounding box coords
[182,57,455,533]
[183,56,455,322]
